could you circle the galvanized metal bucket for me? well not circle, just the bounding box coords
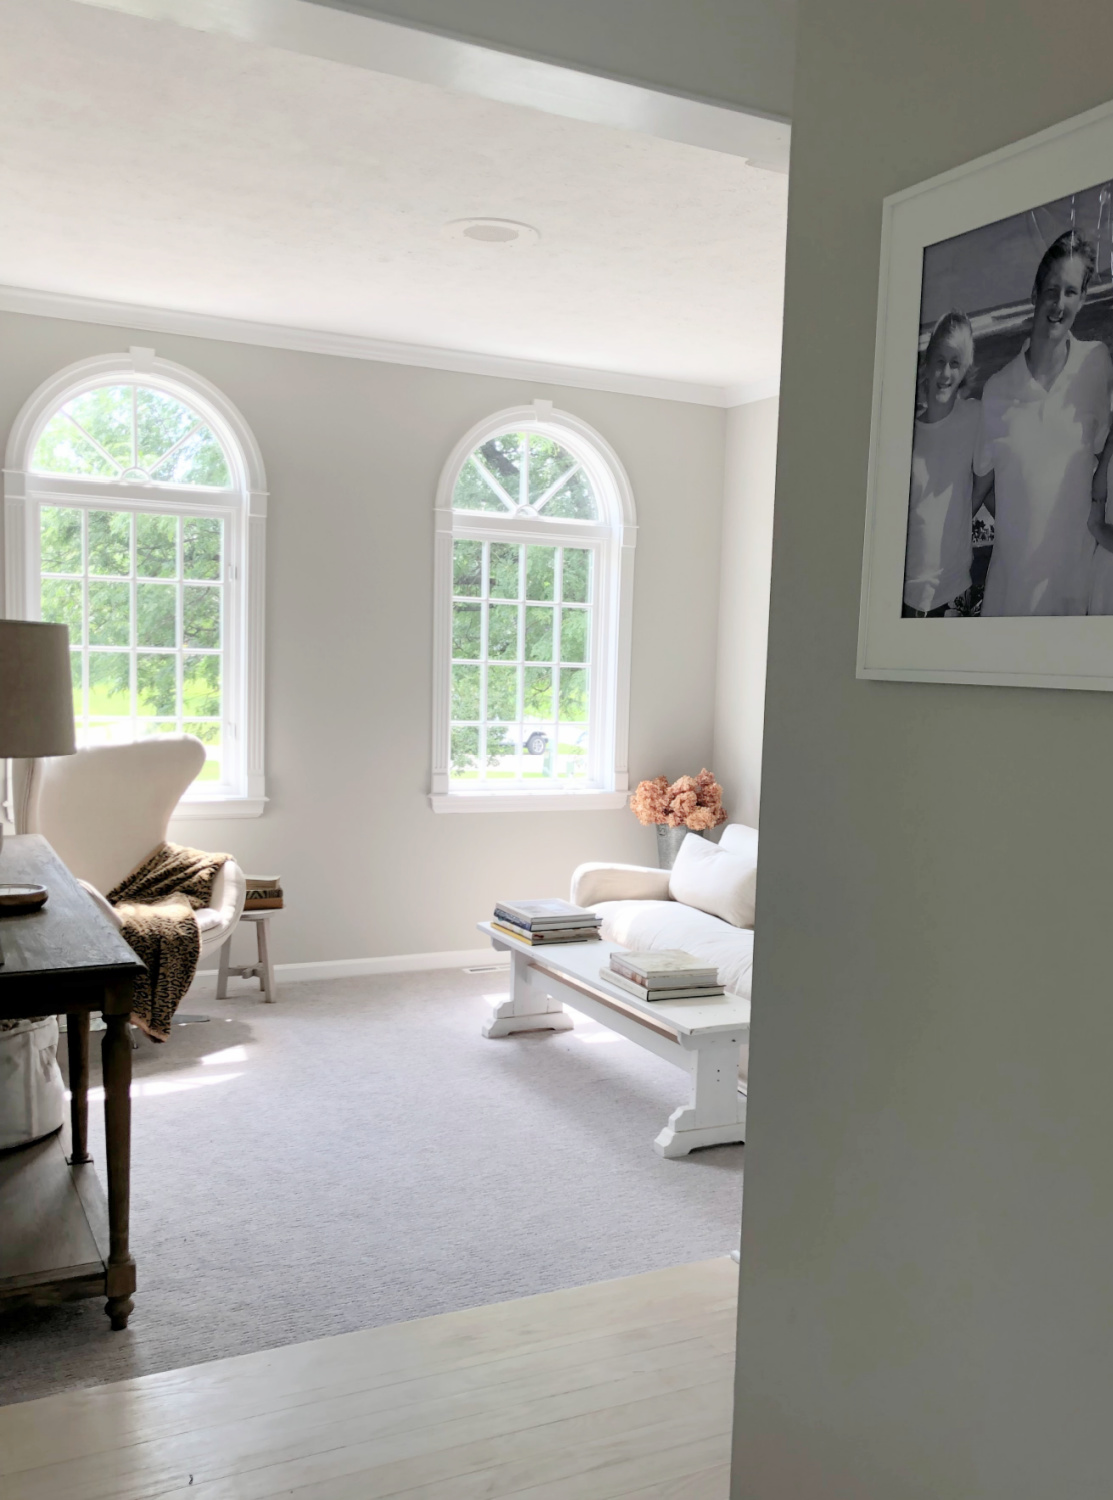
[655,824,708,869]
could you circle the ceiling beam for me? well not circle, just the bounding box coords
[67,0,790,170]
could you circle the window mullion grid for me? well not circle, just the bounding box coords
[28,380,254,803]
[478,541,489,785]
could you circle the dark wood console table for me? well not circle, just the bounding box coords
[0,835,144,1329]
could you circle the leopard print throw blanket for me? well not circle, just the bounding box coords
[108,842,231,1041]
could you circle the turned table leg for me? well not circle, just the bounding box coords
[66,1009,91,1164]
[101,1008,136,1330]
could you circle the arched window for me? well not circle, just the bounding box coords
[3,350,267,816]
[431,402,634,811]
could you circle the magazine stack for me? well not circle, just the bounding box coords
[491,898,602,945]
[602,949,724,1002]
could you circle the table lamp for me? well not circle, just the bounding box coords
[0,620,77,857]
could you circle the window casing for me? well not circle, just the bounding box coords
[431,403,635,812]
[3,350,267,817]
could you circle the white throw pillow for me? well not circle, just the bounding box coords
[668,826,758,928]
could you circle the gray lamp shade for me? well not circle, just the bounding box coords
[0,620,77,758]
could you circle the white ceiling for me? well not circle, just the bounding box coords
[0,0,787,399]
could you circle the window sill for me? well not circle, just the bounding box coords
[429,790,629,814]
[172,796,268,820]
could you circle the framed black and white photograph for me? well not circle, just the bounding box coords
[858,100,1113,690]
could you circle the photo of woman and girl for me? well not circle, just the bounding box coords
[904,222,1113,618]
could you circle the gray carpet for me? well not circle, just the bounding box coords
[0,968,743,1406]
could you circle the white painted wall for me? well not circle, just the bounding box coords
[0,308,725,967]
[713,396,778,827]
[732,2,1113,1496]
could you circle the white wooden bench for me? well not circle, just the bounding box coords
[478,922,748,1158]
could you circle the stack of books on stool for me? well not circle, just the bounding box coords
[244,876,283,912]
[492,898,602,945]
[602,949,724,1002]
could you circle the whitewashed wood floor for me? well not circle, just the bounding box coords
[0,1258,737,1500]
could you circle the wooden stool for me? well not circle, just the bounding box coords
[216,911,278,1003]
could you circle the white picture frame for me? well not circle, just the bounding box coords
[858,98,1113,691]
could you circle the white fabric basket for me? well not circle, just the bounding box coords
[0,1017,65,1150]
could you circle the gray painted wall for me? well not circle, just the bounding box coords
[732,3,1113,1496]
[714,396,777,828]
[308,0,796,121]
[0,310,724,967]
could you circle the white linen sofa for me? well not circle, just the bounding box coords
[570,823,757,1080]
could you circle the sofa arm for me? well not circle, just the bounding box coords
[571,862,672,907]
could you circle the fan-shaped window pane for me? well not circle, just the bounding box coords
[150,427,230,487]
[33,415,118,479]
[451,428,599,520]
[476,434,523,498]
[65,386,133,467]
[527,435,577,504]
[32,384,231,487]
[453,455,512,513]
[538,467,597,519]
[136,387,201,469]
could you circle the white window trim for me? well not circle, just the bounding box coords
[3,348,267,818]
[430,400,635,813]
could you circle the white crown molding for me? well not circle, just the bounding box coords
[724,373,783,407]
[70,0,790,171]
[0,283,759,408]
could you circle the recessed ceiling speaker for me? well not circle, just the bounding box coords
[442,218,540,246]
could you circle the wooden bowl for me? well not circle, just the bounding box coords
[0,883,48,912]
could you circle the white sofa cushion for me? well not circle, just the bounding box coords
[718,822,760,861]
[591,899,754,1001]
[668,825,758,928]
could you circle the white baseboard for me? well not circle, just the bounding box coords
[190,947,510,989]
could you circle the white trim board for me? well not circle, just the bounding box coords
[70,0,790,171]
[0,284,770,409]
[189,947,511,987]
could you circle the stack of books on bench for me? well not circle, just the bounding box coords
[602,949,724,1002]
[492,899,602,945]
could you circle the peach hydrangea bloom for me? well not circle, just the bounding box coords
[629,768,726,829]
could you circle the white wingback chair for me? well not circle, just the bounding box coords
[24,736,246,954]
[1,737,246,1149]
